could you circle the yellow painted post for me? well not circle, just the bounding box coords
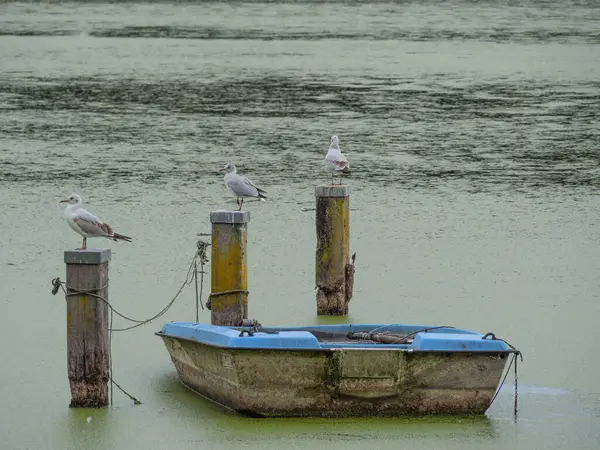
[315,185,355,315]
[209,210,249,326]
[64,248,110,407]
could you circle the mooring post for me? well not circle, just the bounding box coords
[209,210,250,326]
[64,248,111,408]
[315,185,355,315]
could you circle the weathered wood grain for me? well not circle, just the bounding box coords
[66,261,109,407]
[315,187,352,315]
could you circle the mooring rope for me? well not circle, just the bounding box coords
[363,325,522,418]
[483,334,523,420]
[108,306,141,405]
[514,351,519,421]
[206,289,249,310]
[482,332,523,419]
[359,324,457,344]
[51,239,210,331]
[51,239,210,405]
[195,239,209,321]
[52,279,147,325]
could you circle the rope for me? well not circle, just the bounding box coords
[360,326,522,418]
[107,305,141,404]
[52,279,168,331]
[483,332,523,419]
[365,324,455,335]
[483,332,523,357]
[398,325,456,341]
[359,325,456,343]
[52,279,149,325]
[51,239,210,405]
[110,375,141,405]
[208,289,249,298]
[514,352,519,420]
[109,302,113,405]
[195,240,209,322]
[51,279,142,404]
[194,261,199,322]
[487,352,515,410]
[206,289,249,310]
[51,239,211,331]
[483,331,523,419]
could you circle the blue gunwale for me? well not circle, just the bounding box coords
[157,322,513,353]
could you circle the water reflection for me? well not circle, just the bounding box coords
[64,408,115,450]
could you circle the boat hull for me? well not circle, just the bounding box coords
[158,332,510,417]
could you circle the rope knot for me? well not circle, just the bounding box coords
[51,277,63,296]
[196,239,210,264]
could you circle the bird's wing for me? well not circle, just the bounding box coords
[326,150,350,170]
[73,210,113,237]
[243,176,266,194]
[227,174,259,197]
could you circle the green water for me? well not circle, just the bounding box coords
[1,1,599,449]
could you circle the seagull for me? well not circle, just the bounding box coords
[60,193,132,250]
[325,135,350,185]
[219,163,267,211]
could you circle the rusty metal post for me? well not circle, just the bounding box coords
[315,185,355,315]
[64,248,110,407]
[209,210,249,326]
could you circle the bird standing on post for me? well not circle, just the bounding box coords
[60,194,132,250]
[325,135,350,185]
[220,163,267,211]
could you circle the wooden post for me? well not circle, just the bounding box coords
[209,210,249,326]
[64,248,110,408]
[315,185,354,315]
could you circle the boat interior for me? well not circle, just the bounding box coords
[246,324,466,346]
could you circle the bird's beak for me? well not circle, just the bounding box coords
[59,199,68,203]
[219,167,226,172]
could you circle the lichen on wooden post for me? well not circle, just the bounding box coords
[315,185,355,315]
[209,210,249,326]
[64,248,111,408]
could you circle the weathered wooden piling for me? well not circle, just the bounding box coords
[315,185,355,315]
[64,249,110,408]
[209,210,249,326]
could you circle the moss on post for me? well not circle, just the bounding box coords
[209,210,250,326]
[315,186,354,315]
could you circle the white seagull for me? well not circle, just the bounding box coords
[219,163,267,211]
[60,193,132,250]
[325,135,350,185]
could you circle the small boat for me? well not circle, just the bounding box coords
[156,321,518,417]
